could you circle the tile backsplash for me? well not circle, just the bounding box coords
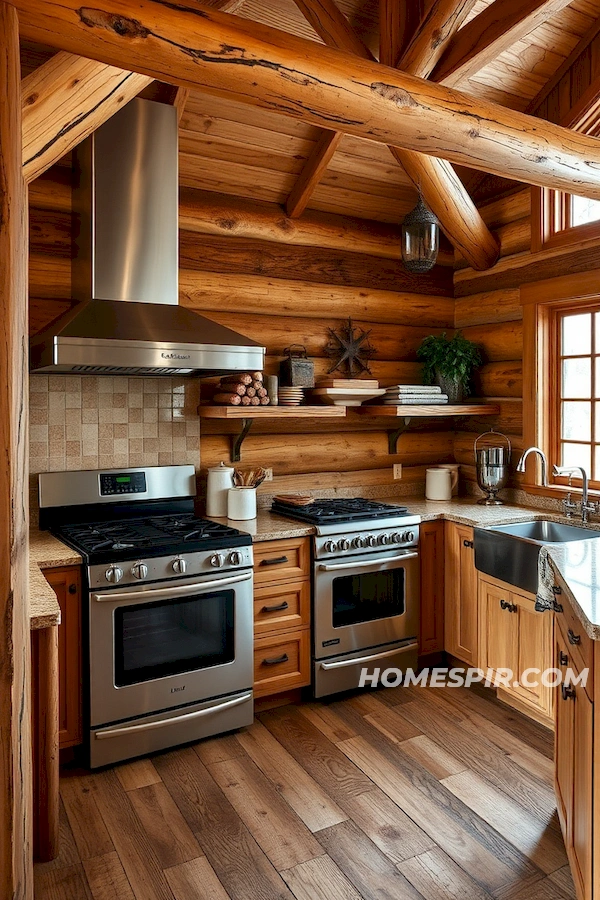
[30,375,200,476]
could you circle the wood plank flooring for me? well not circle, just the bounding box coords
[34,684,576,900]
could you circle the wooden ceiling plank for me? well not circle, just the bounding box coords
[399,0,478,80]
[21,53,152,183]
[432,0,575,88]
[13,0,600,202]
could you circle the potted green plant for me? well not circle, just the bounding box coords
[416,332,482,402]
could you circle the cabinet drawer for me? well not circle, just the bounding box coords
[254,537,310,585]
[253,629,310,697]
[555,585,593,682]
[254,581,310,636]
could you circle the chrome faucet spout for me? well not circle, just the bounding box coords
[516,447,549,486]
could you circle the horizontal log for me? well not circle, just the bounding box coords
[255,466,428,493]
[455,234,600,297]
[455,398,523,436]
[455,217,531,269]
[29,299,74,336]
[178,230,453,294]
[179,270,455,327]
[28,165,72,212]
[14,0,600,199]
[454,289,522,328]
[460,321,522,362]
[479,189,531,230]
[200,429,455,474]
[179,188,455,269]
[29,255,70,298]
[203,311,444,361]
[473,361,523,399]
[29,208,71,257]
[453,430,525,465]
[199,414,449,436]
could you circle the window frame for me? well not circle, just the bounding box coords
[521,271,600,498]
[532,187,600,253]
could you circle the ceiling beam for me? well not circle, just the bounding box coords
[22,54,152,183]
[21,0,244,183]
[285,130,342,217]
[399,0,477,81]
[13,0,600,202]
[432,0,574,88]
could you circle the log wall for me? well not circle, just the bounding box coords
[29,165,456,494]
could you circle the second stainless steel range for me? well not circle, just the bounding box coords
[271,498,421,697]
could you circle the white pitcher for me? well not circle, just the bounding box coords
[425,467,458,501]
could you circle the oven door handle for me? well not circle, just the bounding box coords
[319,642,418,670]
[317,552,418,572]
[94,691,253,740]
[92,571,253,603]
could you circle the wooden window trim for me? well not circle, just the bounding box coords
[532,186,600,254]
[521,269,600,498]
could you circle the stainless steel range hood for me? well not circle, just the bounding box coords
[30,99,265,376]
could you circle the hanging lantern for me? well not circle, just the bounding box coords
[401,196,440,273]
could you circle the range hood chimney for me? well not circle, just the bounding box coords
[30,99,265,376]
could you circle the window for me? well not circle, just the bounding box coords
[534,188,600,251]
[555,307,598,479]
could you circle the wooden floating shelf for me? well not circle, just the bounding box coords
[355,404,500,417]
[198,405,347,418]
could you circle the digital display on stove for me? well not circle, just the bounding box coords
[100,472,147,496]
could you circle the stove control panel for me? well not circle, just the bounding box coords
[100,471,147,496]
[89,545,254,589]
[314,518,420,560]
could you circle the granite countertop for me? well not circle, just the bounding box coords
[545,543,600,641]
[29,530,82,630]
[207,509,316,542]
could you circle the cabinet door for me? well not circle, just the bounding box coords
[479,577,517,680]
[445,523,478,665]
[419,521,445,655]
[571,671,593,900]
[44,567,82,748]
[511,591,553,717]
[555,627,574,838]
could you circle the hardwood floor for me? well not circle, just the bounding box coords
[34,684,576,900]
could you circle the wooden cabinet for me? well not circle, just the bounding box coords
[555,614,593,900]
[43,566,83,748]
[419,520,445,656]
[478,573,553,724]
[444,522,478,665]
[253,537,311,698]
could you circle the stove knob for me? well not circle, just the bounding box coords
[390,532,402,543]
[402,530,416,543]
[105,565,123,584]
[172,556,187,574]
[366,535,378,547]
[352,535,366,549]
[338,538,350,552]
[378,533,391,545]
[229,550,243,566]
[131,562,148,580]
[210,553,225,568]
[324,540,338,553]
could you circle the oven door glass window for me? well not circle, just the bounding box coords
[331,569,405,628]
[114,589,234,687]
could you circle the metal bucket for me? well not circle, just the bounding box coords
[474,430,511,505]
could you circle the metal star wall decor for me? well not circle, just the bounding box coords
[324,317,376,377]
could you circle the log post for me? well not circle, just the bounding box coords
[0,3,32,898]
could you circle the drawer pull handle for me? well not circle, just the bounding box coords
[568,629,581,645]
[261,601,289,613]
[463,539,474,548]
[562,684,576,701]
[553,585,562,595]
[260,556,289,567]
[500,598,517,613]
[68,584,77,594]
[262,653,289,666]
[559,651,568,666]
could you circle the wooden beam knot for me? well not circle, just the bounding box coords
[78,8,150,39]
[371,82,418,108]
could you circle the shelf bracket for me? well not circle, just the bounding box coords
[388,418,411,455]
[231,418,253,462]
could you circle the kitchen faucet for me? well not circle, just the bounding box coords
[553,465,598,524]
[516,447,549,486]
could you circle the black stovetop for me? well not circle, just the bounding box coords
[270,497,409,526]
[54,512,251,563]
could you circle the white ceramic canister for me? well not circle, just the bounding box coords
[425,467,458,501]
[206,462,234,517]
[227,486,257,521]
[437,463,460,496]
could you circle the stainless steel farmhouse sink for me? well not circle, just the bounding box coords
[474,519,600,594]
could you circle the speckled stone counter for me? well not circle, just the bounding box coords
[207,509,316,542]
[545,543,600,640]
[29,530,82,630]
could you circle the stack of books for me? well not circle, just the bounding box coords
[382,385,449,405]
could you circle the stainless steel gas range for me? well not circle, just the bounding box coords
[270,498,421,698]
[39,465,254,768]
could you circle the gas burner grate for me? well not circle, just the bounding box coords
[270,497,409,525]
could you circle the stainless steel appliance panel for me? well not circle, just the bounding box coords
[39,464,196,509]
[314,640,418,699]
[313,548,419,660]
[90,690,253,768]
